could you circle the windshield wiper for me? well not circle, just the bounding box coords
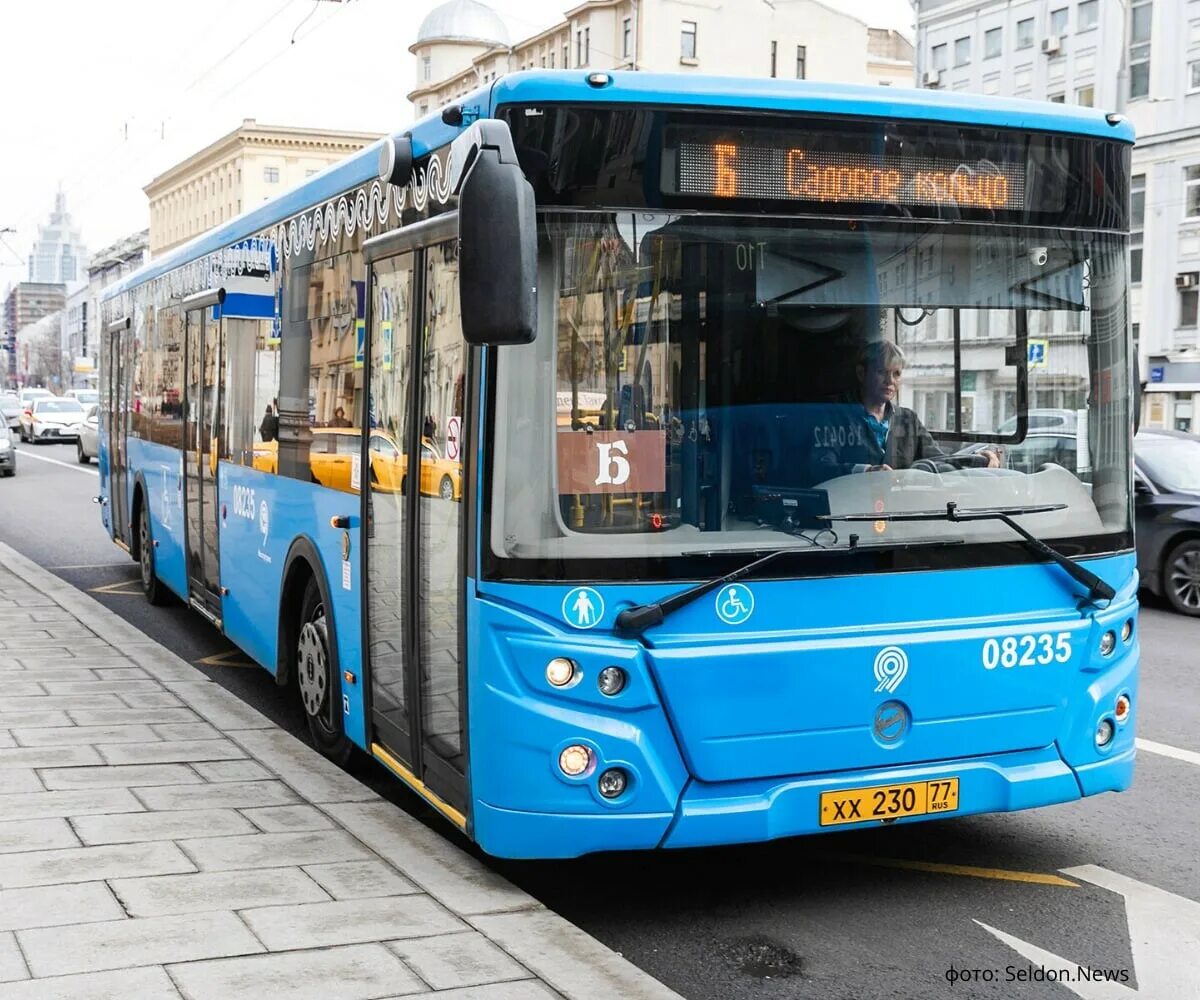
[614,538,964,636]
[821,501,1115,603]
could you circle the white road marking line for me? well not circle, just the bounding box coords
[979,864,1200,998]
[14,446,99,476]
[1136,738,1200,768]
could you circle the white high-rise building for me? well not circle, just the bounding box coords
[27,188,88,287]
[408,0,914,119]
[914,0,1200,432]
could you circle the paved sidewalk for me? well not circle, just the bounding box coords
[0,539,682,1000]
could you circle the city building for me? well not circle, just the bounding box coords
[144,120,383,257]
[15,310,65,390]
[914,0,1200,432]
[26,188,88,285]
[3,282,66,388]
[408,0,914,117]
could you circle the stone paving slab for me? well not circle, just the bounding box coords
[166,943,426,1000]
[0,539,681,1000]
[110,867,331,917]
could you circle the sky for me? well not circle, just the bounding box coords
[0,0,914,288]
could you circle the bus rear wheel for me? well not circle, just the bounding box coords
[296,577,354,765]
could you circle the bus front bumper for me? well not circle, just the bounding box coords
[473,743,1135,859]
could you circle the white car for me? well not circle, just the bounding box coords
[20,397,87,444]
[76,404,100,463]
[68,389,99,407]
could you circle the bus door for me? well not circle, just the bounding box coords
[182,289,226,622]
[363,220,468,820]
[103,316,132,546]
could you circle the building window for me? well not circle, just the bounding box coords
[1189,59,1200,93]
[985,27,1002,58]
[1186,166,1200,218]
[549,49,555,68]
[954,36,970,66]
[1050,7,1068,36]
[1077,0,1098,31]
[563,43,568,68]
[1132,323,1140,350]
[1182,289,1199,329]
[931,43,947,70]
[681,20,697,60]
[585,26,590,63]
[422,55,431,81]
[1131,173,1145,284]
[305,168,318,178]
[623,17,631,58]
[1075,84,1094,105]
[770,40,777,77]
[795,44,806,79]
[263,166,279,183]
[1129,1,1152,100]
[1017,18,1034,48]
[1049,93,1066,103]
[576,30,582,67]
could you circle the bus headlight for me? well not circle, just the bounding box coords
[597,768,627,798]
[558,744,592,777]
[1121,619,1134,644]
[1099,631,1116,656]
[1114,693,1132,724]
[545,657,577,687]
[597,666,626,696]
[1095,718,1115,748]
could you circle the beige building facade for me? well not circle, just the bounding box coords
[408,0,914,118]
[144,120,382,257]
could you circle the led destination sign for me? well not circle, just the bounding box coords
[675,140,1026,211]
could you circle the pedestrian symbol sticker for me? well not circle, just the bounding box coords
[563,587,604,629]
[715,584,754,625]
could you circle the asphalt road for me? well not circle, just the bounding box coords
[3,437,1199,1000]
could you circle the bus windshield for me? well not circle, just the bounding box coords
[489,213,1131,579]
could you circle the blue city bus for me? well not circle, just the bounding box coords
[98,71,1138,859]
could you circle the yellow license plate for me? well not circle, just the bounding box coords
[819,777,960,827]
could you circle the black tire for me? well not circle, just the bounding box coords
[77,440,90,464]
[138,501,171,606]
[1164,538,1200,617]
[296,576,354,765]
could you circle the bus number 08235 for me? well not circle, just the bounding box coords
[981,633,1071,669]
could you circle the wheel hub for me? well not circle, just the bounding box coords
[1170,550,1200,610]
[297,618,329,717]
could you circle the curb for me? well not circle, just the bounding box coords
[0,539,683,1000]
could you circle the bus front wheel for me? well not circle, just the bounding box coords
[296,577,354,766]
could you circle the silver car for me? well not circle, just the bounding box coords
[0,393,21,431]
[0,423,16,476]
[77,404,100,464]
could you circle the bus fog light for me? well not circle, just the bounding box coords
[1121,619,1134,643]
[558,744,592,777]
[1114,694,1131,724]
[597,666,626,696]
[597,768,627,798]
[1099,631,1116,656]
[1095,718,1115,748]
[546,657,577,687]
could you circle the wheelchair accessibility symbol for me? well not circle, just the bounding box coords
[562,587,605,630]
[715,584,754,625]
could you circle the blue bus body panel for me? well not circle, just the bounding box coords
[217,463,368,749]
[127,439,188,600]
[469,554,1137,858]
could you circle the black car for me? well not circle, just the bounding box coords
[1134,429,1200,616]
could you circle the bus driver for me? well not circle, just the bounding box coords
[809,340,1001,480]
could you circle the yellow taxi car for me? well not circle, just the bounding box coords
[253,428,461,500]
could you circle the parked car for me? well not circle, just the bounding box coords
[17,387,52,408]
[68,389,99,407]
[0,393,21,431]
[0,423,15,476]
[1134,429,1200,617]
[76,404,100,464]
[19,397,86,443]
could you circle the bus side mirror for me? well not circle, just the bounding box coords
[451,120,537,346]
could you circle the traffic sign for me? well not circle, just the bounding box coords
[446,415,462,461]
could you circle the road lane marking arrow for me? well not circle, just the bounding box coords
[978,864,1200,999]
